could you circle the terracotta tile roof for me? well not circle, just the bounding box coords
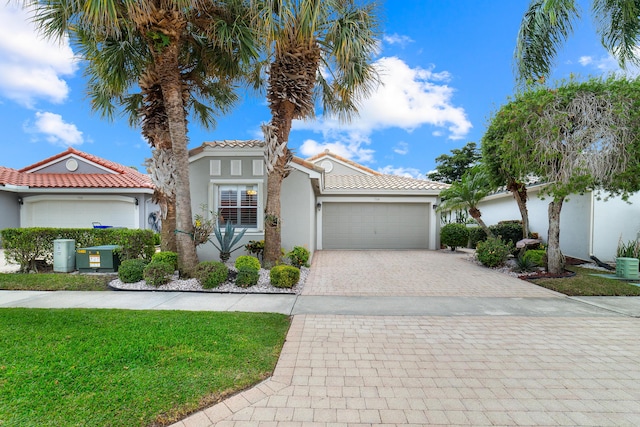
[291,157,324,173]
[2,148,153,190]
[324,174,449,191]
[306,150,381,176]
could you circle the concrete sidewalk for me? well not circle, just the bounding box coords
[2,289,639,317]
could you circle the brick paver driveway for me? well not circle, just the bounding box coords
[174,250,640,427]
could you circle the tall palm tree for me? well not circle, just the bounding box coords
[437,168,495,238]
[77,23,243,253]
[27,0,256,273]
[253,0,380,266]
[515,0,640,82]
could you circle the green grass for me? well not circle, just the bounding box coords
[0,308,290,427]
[0,273,112,291]
[528,266,640,296]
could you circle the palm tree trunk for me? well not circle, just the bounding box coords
[160,196,177,252]
[155,43,198,275]
[263,102,296,268]
[547,198,565,274]
[469,208,494,238]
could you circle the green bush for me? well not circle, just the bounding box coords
[244,240,264,260]
[476,236,513,268]
[118,259,148,283]
[523,249,546,267]
[0,227,155,272]
[194,261,228,289]
[286,246,310,268]
[236,267,260,288]
[270,265,300,288]
[440,223,470,250]
[468,227,488,248]
[143,261,174,287]
[235,255,261,271]
[151,251,178,271]
[490,221,524,248]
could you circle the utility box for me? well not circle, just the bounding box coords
[53,239,76,273]
[76,245,120,273]
[616,257,639,280]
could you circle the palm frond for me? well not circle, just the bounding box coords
[593,0,640,68]
[514,0,580,84]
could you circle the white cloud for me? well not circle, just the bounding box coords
[0,5,77,107]
[393,141,409,155]
[378,165,423,179]
[383,33,414,48]
[294,56,472,141]
[299,136,374,163]
[25,112,84,146]
[578,56,593,66]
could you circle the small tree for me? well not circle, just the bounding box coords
[487,77,640,273]
[427,142,481,184]
[437,167,495,238]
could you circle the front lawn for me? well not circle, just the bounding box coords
[0,273,111,291]
[0,308,290,427]
[527,266,640,296]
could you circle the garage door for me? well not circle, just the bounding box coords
[322,202,429,249]
[23,197,136,228]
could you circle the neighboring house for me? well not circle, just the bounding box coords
[189,141,448,261]
[0,148,156,232]
[477,184,640,262]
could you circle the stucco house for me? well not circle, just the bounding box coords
[189,140,448,261]
[0,148,156,232]
[477,184,640,263]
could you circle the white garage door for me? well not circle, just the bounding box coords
[322,202,429,249]
[23,197,136,228]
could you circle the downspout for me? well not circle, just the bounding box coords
[588,190,595,257]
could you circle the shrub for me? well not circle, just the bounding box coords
[286,246,310,268]
[270,265,300,288]
[468,227,488,248]
[476,236,513,268]
[143,261,174,287]
[236,267,260,288]
[440,223,470,250]
[118,259,147,283]
[0,227,156,272]
[513,255,538,273]
[151,251,178,271]
[235,255,261,271]
[244,240,264,260]
[616,238,640,259]
[523,249,546,267]
[490,221,524,248]
[194,261,228,289]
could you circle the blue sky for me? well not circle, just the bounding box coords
[0,1,629,177]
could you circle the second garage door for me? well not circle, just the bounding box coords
[322,202,429,249]
[23,197,137,229]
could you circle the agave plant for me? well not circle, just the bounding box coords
[209,221,248,263]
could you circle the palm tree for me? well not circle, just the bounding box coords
[27,0,257,274]
[253,0,380,266]
[437,168,495,238]
[515,0,640,82]
[77,23,244,253]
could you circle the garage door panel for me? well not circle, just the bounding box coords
[322,202,429,249]
[24,199,136,228]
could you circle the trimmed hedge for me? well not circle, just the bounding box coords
[440,223,469,250]
[194,261,228,289]
[0,227,155,272]
[151,251,178,271]
[143,261,174,287]
[118,259,148,283]
[235,255,261,271]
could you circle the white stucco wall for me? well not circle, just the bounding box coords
[281,169,316,255]
[478,188,592,261]
[592,193,640,261]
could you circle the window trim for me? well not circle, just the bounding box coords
[209,179,264,232]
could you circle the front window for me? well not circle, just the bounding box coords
[218,184,258,228]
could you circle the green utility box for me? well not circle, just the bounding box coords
[76,245,121,273]
[616,257,639,280]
